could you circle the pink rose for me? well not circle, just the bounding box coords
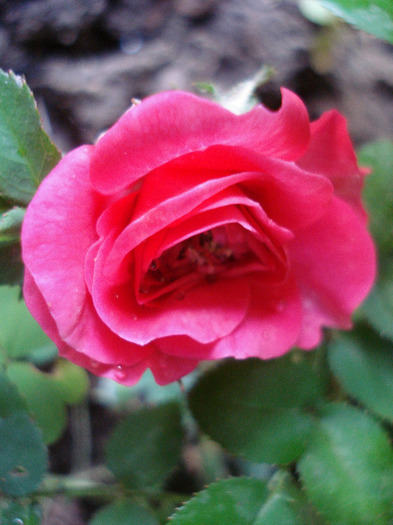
[21,89,376,385]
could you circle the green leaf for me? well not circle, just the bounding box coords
[329,326,393,422]
[0,285,57,360]
[90,500,159,525]
[0,243,24,286]
[52,359,89,405]
[188,354,326,464]
[6,360,89,444]
[0,69,61,204]
[0,411,47,496]
[171,474,310,525]
[0,500,41,525]
[0,368,27,417]
[298,403,393,524]
[105,402,184,489]
[361,261,393,341]
[358,140,393,256]
[318,0,393,43]
[0,206,25,245]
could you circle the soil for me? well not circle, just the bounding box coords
[1,0,392,151]
[0,0,392,523]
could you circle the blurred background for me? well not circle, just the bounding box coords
[0,0,392,152]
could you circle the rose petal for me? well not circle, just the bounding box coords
[22,146,101,338]
[211,276,302,359]
[296,110,367,216]
[289,197,376,348]
[92,242,250,343]
[90,89,310,194]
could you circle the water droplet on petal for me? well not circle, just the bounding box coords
[90,360,100,369]
[114,365,126,381]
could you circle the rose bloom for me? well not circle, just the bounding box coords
[22,89,376,385]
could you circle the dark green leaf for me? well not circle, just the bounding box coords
[0,500,41,525]
[106,402,184,489]
[298,403,393,524]
[0,69,61,204]
[0,243,24,286]
[329,326,393,421]
[171,474,311,525]
[358,140,393,255]
[171,477,269,525]
[361,261,393,341]
[0,411,47,496]
[90,500,159,525]
[318,0,393,43]
[188,355,326,464]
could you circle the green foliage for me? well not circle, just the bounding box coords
[359,140,393,256]
[0,500,41,525]
[318,0,393,43]
[170,473,313,524]
[358,140,393,341]
[298,403,393,524]
[6,360,89,444]
[0,69,61,205]
[106,402,184,489]
[0,411,48,496]
[0,206,25,246]
[188,354,327,464]
[329,325,393,421]
[0,285,57,362]
[90,499,159,525]
[0,368,27,417]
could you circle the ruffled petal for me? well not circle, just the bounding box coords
[211,276,302,359]
[22,146,102,338]
[90,89,310,194]
[296,110,367,216]
[289,197,376,348]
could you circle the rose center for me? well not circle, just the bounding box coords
[136,223,279,305]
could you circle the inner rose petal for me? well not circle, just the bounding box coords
[135,219,287,306]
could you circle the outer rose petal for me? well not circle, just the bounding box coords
[290,197,376,348]
[211,276,302,359]
[296,111,367,216]
[24,270,149,385]
[21,146,100,338]
[90,89,310,194]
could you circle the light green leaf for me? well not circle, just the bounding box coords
[188,354,326,464]
[0,411,47,496]
[0,206,25,245]
[0,69,61,204]
[0,285,57,361]
[329,326,393,421]
[90,500,159,525]
[105,402,184,489]
[299,403,393,524]
[6,360,89,444]
[318,0,393,43]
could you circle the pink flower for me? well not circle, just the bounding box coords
[21,90,376,385]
